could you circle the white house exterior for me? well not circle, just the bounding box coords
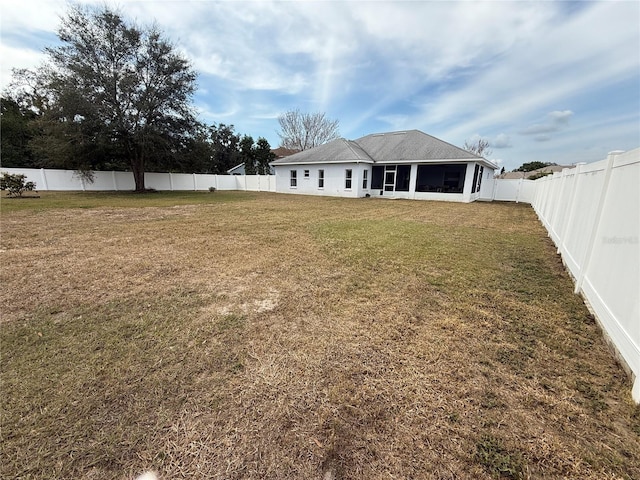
[272,130,497,202]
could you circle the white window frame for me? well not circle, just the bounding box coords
[345,169,353,189]
[318,169,324,189]
[290,170,297,188]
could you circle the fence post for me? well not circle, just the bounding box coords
[193,173,197,191]
[112,171,118,191]
[574,151,621,294]
[515,176,524,203]
[40,168,49,190]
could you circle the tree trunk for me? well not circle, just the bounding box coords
[131,150,146,192]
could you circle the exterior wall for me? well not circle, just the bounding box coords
[275,161,496,203]
[274,163,369,198]
[479,167,497,201]
[463,163,478,202]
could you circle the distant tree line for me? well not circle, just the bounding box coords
[0,4,274,190]
[514,161,554,172]
[1,96,272,176]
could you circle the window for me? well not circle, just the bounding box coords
[476,166,484,193]
[415,164,467,193]
[345,169,352,189]
[371,166,384,189]
[304,170,310,178]
[471,165,480,193]
[290,170,297,187]
[395,165,411,192]
[362,169,369,189]
[318,169,324,188]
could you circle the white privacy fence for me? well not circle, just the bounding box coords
[0,168,276,193]
[531,149,639,402]
[492,178,537,203]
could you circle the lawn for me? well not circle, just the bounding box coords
[1,191,639,479]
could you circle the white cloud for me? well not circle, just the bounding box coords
[0,0,637,169]
[411,2,638,140]
[520,110,575,137]
[0,45,46,90]
[375,114,411,131]
[493,134,513,149]
[0,0,66,33]
[549,110,574,125]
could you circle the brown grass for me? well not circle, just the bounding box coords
[1,191,639,479]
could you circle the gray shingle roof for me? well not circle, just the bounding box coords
[271,138,373,164]
[355,130,478,161]
[271,129,486,166]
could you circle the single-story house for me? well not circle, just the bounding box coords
[271,130,497,202]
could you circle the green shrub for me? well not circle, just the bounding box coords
[0,172,36,197]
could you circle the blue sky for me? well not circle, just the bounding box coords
[1,0,639,171]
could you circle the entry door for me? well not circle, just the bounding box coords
[384,166,396,192]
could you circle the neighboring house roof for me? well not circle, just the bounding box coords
[501,171,528,179]
[227,163,246,175]
[271,129,497,168]
[226,163,275,175]
[227,147,294,174]
[272,147,300,158]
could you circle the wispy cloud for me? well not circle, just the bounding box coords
[493,134,513,149]
[520,110,574,139]
[0,0,638,170]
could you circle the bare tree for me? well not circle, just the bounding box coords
[277,109,340,151]
[464,138,492,158]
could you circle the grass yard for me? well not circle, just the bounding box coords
[1,191,639,479]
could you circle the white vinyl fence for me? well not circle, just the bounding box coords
[0,168,276,193]
[531,149,639,402]
[492,178,537,203]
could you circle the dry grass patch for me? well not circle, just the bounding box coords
[1,192,639,479]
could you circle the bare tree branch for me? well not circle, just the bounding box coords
[277,109,340,151]
[464,138,492,158]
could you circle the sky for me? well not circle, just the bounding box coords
[1,0,639,171]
